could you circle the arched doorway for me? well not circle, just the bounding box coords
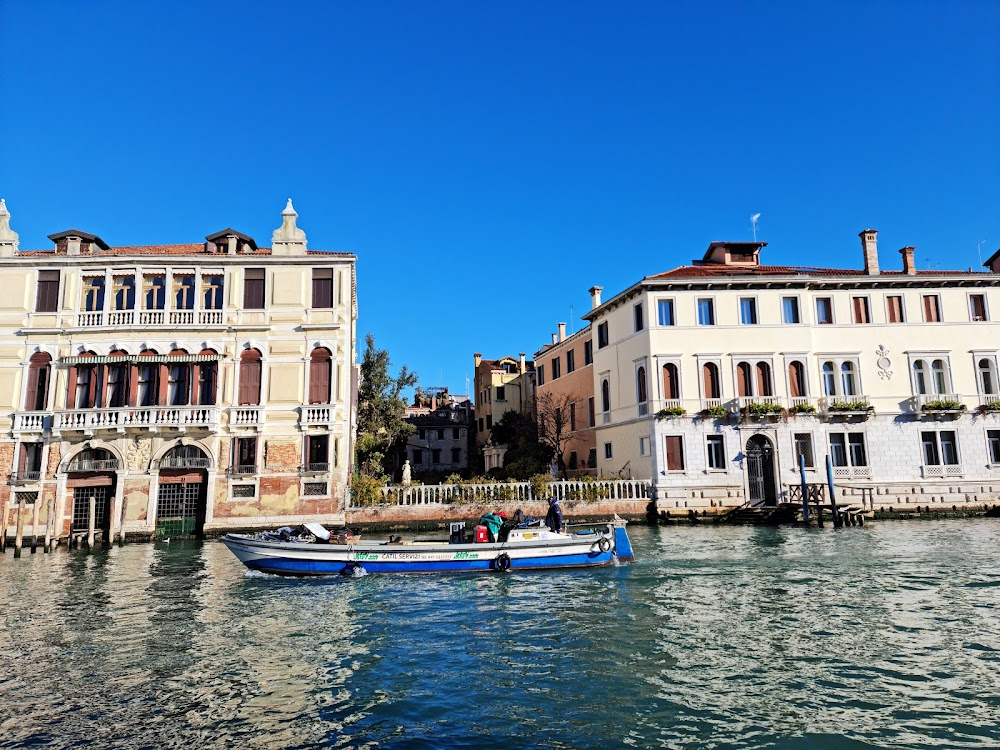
[745,435,777,507]
[156,444,210,539]
[66,447,119,542]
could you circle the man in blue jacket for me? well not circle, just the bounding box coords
[544,497,563,533]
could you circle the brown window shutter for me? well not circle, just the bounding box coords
[312,268,334,309]
[66,365,78,409]
[17,444,28,475]
[24,366,40,410]
[244,268,265,309]
[310,358,330,404]
[664,436,684,471]
[239,356,261,406]
[737,363,749,397]
[702,365,712,399]
[788,363,801,398]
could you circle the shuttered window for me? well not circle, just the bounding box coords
[36,271,60,312]
[702,363,720,399]
[309,348,332,404]
[312,268,334,309]
[25,352,51,410]
[244,268,265,309]
[887,295,904,323]
[922,295,941,322]
[238,350,262,406]
[852,296,870,324]
[664,436,685,471]
[662,363,679,399]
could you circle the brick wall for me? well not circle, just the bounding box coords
[123,479,150,522]
[265,440,299,470]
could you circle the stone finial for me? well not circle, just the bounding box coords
[271,198,307,255]
[0,198,19,256]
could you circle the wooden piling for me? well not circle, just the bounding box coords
[0,498,8,553]
[118,497,128,546]
[31,500,39,553]
[44,497,54,552]
[87,495,96,549]
[14,496,26,557]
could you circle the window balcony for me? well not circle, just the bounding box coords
[228,464,258,476]
[73,309,228,328]
[820,396,873,419]
[832,465,871,479]
[8,471,41,485]
[54,406,219,433]
[13,411,51,434]
[921,464,964,478]
[738,395,783,409]
[228,407,263,429]
[299,405,336,427]
[157,456,213,469]
[302,462,330,474]
[916,393,966,418]
[66,458,120,472]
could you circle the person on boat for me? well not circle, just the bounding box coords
[479,512,504,542]
[545,496,563,533]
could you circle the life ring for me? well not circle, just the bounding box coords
[495,552,512,571]
[597,537,612,553]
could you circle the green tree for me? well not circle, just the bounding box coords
[355,333,418,481]
[488,410,552,479]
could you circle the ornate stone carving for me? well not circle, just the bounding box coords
[126,437,151,472]
[876,345,893,380]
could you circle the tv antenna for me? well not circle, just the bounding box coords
[977,239,987,268]
[751,213,761,241]
[569,304,574,333]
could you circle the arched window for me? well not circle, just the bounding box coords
[702,363,720,400]
[840,362,857,396]
[167,349,191,406]
[636,366,648,405]
[239,349,263,406]
[822,362,837,396]
[912,360,928,395]
[662,363,679,400]
[979,358,997,395]
[67,351,100,410]
[161,443,210,469]
[25,352,51,411]
[736,362,752,397]
[308,348,331,405]
[931,359,948,394]
[198,349,218,406]
[68,448,116,472]
[601,378,611,413]
[788,361,806,398]
[756,362,773,397]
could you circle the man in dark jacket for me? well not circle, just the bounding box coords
[544,497,563,533]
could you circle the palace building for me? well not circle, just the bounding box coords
[0,198,357,540]
[583,231,1000,510]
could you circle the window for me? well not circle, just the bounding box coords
[566,349,575,374]
[601,379,610,415]
[239,349,263,406]
[432,448,441,464]
[584,340,593,365]
[453,428,460,439]
[852,296,871,324]
[198,358,218,406]
[739,297,758,325]
[978,358,998,395]
[168,360,191,406]
[234,437,257,473]
[113,276,135,310]
[815,297,833,324]
[736,361,752,398]
[788,361,806,398]
[969,294,988,321]
[664,435,684,471]
[306,435,329,470]
[308,348,332,404]
[887,295,905,323]
[988,430,1000,465]
[821,362,836,396]
[437,429,444,440]
[73,364,96,409]
[829,432,867,467]
[634,303,644,332]
[486,415,492,429]
[202,275,224,309]
[312,268,334,308]
[922,295,941,322]
[756,362,773,396]
[706,435,725,470]
[496,386,506,401]
[702,363,721,400]
[551,357,561,379]
[820,359,860,397]
[840,362,858,396]
[24,352,51,411]
[451,447,461,463]
[173,275,195,310]
[697,298,715,326]
[597,322,609,348]
[569,402,576,431]
[587,448,597,468]
[83,276,105,312]
[782,297,800,324]
[536,365,544,386]
[793,433,814,468]
[922,431,959,466]
[604,442,613,460]
[418,429,426,440]
[137,362,158,406]
[35,270,60,313]
[639,437,649,457]
[568,451,578,469]
[244,268,265,309]
[662,363,679,400]
[478,417,483,433]
[588,396,595,427]
[912,357,950,396]
[106,361,128,408]
[636,366,648,413]
[657,299,675,326]
[17,442,44,479]
[143,275,165,310]
[931,359,948,394]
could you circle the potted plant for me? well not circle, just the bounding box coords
[656,406,686,419]
[921,398,966,413]
[827,399,873,412]
[790,402,817,415]
[701,404,729,419]
[743,401,785,421]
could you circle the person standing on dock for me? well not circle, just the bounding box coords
[545,497,563,533]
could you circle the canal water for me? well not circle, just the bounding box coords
[1,521,999,749]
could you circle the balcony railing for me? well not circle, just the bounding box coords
[229,464,258,476]
[832,465,872,479]
[303,462,330,473]
[55,406,219,431]
[738,396,783,410]
[158,456,213,469]
[66,459,120,472]
[8,471,41,484]
[921,464,964,478]
[701,398,725,411]
[820,396,873,414]
[77,311,104,327]
[917,393,964,411]
[228,408,263,427]
[75,309,227,327]
[139,310,165,325]
[13,412,50,433]
[981,394,1000,409]
[788,397,812,409]
[300,406,334,426]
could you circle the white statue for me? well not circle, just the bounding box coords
[401,459,412,486]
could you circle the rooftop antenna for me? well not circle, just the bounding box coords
[569,304,574,333]
[751,213,761,241]
[977,239,987,268]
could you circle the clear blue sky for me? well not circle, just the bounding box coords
[2,1,998,398]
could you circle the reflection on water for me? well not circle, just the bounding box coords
[1,521,999,748]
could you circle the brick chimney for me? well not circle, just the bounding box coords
[474,353,482,368]
[557,322,566,341]
[588,285,603,309]
[518,353,526,373]
[859,229,879,275]
[551,333,558,344]
[900,246,917,275]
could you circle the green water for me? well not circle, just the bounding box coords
[1,521,998,749]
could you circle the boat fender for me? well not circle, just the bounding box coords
[597,537,612,553]
[495,552,511,571]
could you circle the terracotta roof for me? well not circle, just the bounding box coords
[649,264,983,279]
[17,245,353,257]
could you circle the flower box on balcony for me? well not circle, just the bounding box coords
[655,406,686,420]
[742,401,785,422]
[824,400,873,419]
[981,401,1000,415]
[789,403,817,416]
[920,399,966,419]
[701,405,729,420]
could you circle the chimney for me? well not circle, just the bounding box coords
[271,198,308,256]
[227,235,238,255]
[551,333,558,344]
[474,353,482,368]
[557,322,566,342]
[519,352,526,373]
[431,394,437,411]
[859,229,879,275]
[588,285,603,309]
[66,235,82,256]
[900,246,917,275]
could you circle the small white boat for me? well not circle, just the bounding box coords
[220,519,634,576]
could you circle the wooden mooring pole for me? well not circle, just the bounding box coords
[30,500,39,553]
[825,455,842,528]
[14,495,26,557]
[118,496,128,546]
[0,498,8,553]
[87,494,96,549]
[798,454,810,524]
[44,497,54,552]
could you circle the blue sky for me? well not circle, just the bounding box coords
[2,1,998,398]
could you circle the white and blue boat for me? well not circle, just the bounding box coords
[220,518,634,576]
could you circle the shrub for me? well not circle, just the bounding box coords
[655,406,686,419]
[529,474,551,499]
[790,402,817,414]
[827,400,872,412]
[922,399,965,411]
[702,405,728,419]
[983,401,1000,413]
[746,401,784,416]
[350,474,385,507]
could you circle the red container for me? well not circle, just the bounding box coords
[474,525,489,543]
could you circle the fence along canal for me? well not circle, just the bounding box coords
[367,479,652,508]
